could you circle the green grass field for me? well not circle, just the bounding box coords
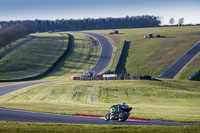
[0,26,200,132]
[0,36,31,55]
[0,121,199,133]
[0,33,68,80]
[0,79,199,123]
[86,26,200,79]
[41,32,100,80]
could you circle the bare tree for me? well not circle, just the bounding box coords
[169,18,175,26]
[178,18,184,26]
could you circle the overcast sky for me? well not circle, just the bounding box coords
[0,0,199,25]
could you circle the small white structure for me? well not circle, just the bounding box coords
[103,74,117,78]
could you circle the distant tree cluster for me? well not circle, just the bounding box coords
[178,18,184,26]
[169,17,184,26]
[1,15,161,32]
[0,23,30,49]
[169,18,175,26]
[0,15,161,49]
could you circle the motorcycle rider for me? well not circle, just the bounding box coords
[105,103,132,121]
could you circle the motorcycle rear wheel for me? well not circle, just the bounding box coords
[119,112,129,122]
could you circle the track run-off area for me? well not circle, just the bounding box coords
[0,32,199,126]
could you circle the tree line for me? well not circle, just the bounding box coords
[0,23,29,49]
[169,18,185,26]
[0,15,161,49]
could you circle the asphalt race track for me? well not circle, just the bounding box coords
[0,81,57,96]
[80,32,113,75]
[0,33,199,126]
[0,108,199,126]
[158,41,200,79]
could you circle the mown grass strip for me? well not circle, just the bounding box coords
[0,121,199,133]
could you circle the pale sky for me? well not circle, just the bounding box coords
[0,0,199,25]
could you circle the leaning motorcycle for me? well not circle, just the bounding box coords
[104,103,132,122]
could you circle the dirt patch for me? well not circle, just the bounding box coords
[85,36,98,52]
[110,35,121,44]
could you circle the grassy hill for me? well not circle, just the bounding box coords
[0,37,31,55]
[41,32,100,80]
[0,33,68,80]
[0,27,200,132]
[0,79,199,123]
[87,26,200,79]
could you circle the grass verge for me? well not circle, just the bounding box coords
[0,121,200,133]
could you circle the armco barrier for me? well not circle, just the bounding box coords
[0,33,74,82]
[73,74,151,81]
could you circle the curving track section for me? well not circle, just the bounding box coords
[79,32,113,75]
[0,108,199,126]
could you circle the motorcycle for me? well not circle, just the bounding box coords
[104,103,132,122]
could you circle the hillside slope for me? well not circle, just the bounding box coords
[0,33,68,80]
[0,79,199,123]
[87,26,200,79]
[41,32,100,80]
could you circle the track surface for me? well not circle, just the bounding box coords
[158,41,200,79]
[0,108,199,126]
[0,81,57,96]
[0,33,199,126]
[80,32,113,75]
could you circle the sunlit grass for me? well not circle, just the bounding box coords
[0,33,68,80]
[0,36,31,55]
[86,26,200,79]
[0,121,200,133]
[0,79,199,123]
[41,32,100,80]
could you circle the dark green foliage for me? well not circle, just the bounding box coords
[0,23,30,49]
[0,15,161,33]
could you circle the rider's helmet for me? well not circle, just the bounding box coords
[121,103,129,109]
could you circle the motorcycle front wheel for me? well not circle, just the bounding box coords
[104,113,110,121]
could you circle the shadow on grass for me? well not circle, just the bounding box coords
[115,41,131,74]
[42,35,75,78]
[151,78,162,82]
